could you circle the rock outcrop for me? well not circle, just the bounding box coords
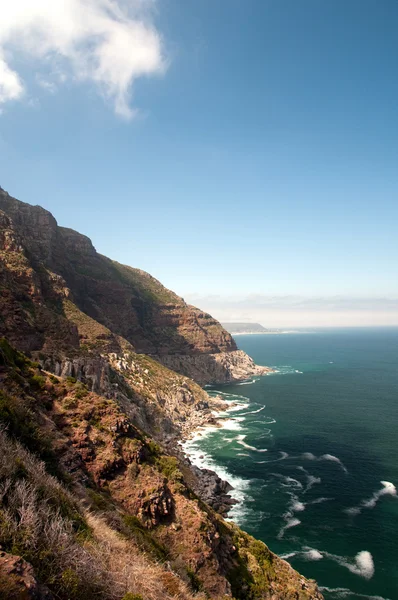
[0,552,54,599]
[159,349,273,385]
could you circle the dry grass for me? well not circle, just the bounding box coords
[85,513,205,600]
[0,428,205,600]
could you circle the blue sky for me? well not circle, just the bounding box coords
[0,0,397,326]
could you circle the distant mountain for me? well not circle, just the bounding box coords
[221,322,271,334]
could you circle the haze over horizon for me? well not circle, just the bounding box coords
[184,294,398,329]
[1,0,397,327]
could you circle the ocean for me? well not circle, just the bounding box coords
[183,328,398,600]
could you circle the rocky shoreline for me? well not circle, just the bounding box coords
[175,382,255,518]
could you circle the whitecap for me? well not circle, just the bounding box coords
[277,517,301,539]
[309,497,333,505]
[297,452,348,473]
[280,552,297,560]
[344,481,397,516]
[255,451,288,465]
[236,434,268,452]
[238,405,266,416]
[303,549,323,561]
[218,418,244,431]
[296,466,321,492]
[291,498,306,512]
[226,403,250,412]
[305,475,322,492]
[320,453,348,474]
[323,550,375,580]
[301,452,317,460]
[272,473,303,489]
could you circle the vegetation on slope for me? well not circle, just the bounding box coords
[0,339,323,600]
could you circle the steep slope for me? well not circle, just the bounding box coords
[0,339,323,600]
[0,187,323,599]
[0,187,268,384]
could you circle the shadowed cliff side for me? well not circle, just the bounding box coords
[0,187,267,384]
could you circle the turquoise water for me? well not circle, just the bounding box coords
[183,328,398,600]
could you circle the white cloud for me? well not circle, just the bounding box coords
[0,0,166,117]
[0,55,24,103]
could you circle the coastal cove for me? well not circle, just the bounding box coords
[182,328,398,600]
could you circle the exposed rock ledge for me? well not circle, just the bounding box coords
[157,349,273,385]
[0,551,54,599]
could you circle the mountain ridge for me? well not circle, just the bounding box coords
[0,187,323,600]
[0,187,269,384]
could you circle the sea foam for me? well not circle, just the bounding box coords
[297,452,348,473]
[344,481,397,516]
[236,434,268,452]
[322,550,375,580]
[277,517,301,539]
[283,548,375,580]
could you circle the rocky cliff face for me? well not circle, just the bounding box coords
[0,187,266,385]
[0,187,324,599]
[159,349,273,385]
[0,340,323,600]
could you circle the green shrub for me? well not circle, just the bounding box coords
[0,390,59,477]
[87,489,111,512]
[74,383,88,400]
[186,567,203,592]
[30,374,46,389]
[122,515,168,561]
[66,376,77,385]
[0,338,27,369]
[156,456,183,483]
[122,594,144,600]
[60,568,81,599]
[145,439,161,457]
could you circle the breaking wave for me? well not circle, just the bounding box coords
[297,452,348,473]
[344,481,397,516]
[277,517,301,539]
[236,434,268,452]
[238,405,266,416]
[271,473,303,489]
[321,550,375,580]
[282,548,375,580]
[296,466,322,492]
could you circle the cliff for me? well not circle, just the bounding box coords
[0,188,271,385]
[0,339,323,600]
[0,187,323,599]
